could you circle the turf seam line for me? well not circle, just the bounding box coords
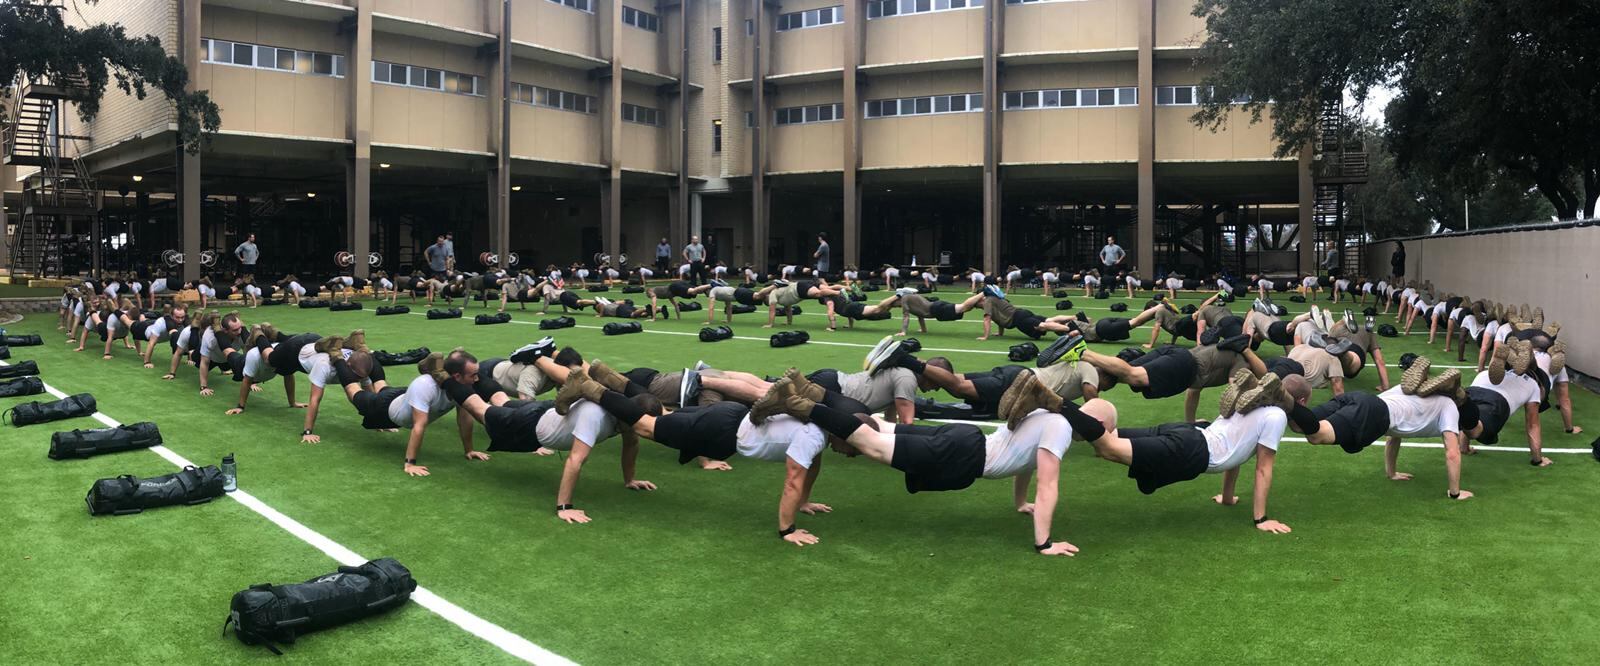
[1,360,576,666]
[922,418,1593,454]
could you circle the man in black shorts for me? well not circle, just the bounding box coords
[532,280,597,314]
[465,270,517,311]
[898,289,985,336]
[648,280,715,320]
[1079,335,1267,422]
[590,296,654,319]
[705,282,779,323]
[764,279,844,330]
[977,287,1079,341]
[329,350,478,477]
[831,291,905,328]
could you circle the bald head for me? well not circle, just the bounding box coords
[1079,398,1118,437]
[1281,374,1312,406]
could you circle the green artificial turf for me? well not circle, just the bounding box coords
[2,287,1597,664]
[0,283,63,298]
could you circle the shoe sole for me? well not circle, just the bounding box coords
[1217,368,1259,418]
[1402,356,1432,395]
[997,372,1039,426]
[1488,344,1509,384]
[1416,369,1461,398]
[1235,374,1283,415]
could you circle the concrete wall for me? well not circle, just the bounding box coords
[68,0,178,154]
[1365,224,1600,376]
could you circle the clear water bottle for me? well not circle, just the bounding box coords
[911,254,918,266]
[222,453,237,492]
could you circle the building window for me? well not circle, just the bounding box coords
[202,38,345,78]
[1155,85,1251,105]
[745,111,755,128]
[622,102,663,126]
[1003,87,1136,109]
[777,6,843,31]
[373,61,481,96]
[864,93,982,118]
[621,5,660,32]
[774,103,844,126]
[713,27,722,62]
[512,83,597,113]
[547,0,594,13]
[712,119,723,152]
[867,0,983,20]
[745,19,754,35]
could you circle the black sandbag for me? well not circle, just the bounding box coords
[329,302,363,312]
[622,285,644,294]
[1110,302,1128,313]
[373,347,430,366]
[1094,290,1110,299]
[5,393,96,427]
[539,316,576,330]
[85,465,225,516]
[1007,342,1038,362]
[3,333,43,346]
[603,321,642,336]
[730,304,757,315]
[0,360,40,378]
[914,398,995,421]
[770,330,809,348]
[586,285,610,293]
[298,299,331,308]
[677,301,703,312]
[1180,304,1198,314]
[862,284,880,292]
[426,308,462,320]
[375,305,410,316]
[1055,300,1074,310]
[259,298,285,306]
[224,558,417,655]
[699,326,734,342]
[774,305,803,316]
[0,376,45,398]
[49,422,163,460]
[1052,289,1071,298]
[1288,294,1306,303]
[475,313,512,325]
[1377,324,1399,338]
[0,346,8,360]
[848,292,867,302]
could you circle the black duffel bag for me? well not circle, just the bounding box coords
[375,305,410,316]
[621,285,644,294]
[49,422,163,460]
[699,326,734,342]
[3,334,43,346]
[224,558,417,655]
[539,316,576,330]
[677,301,703,312]
[1055,300,1074,310]
[373,347,430,366]
[0,376,45,398]
[603,321,642,336]
[329,302,363,312]
[1288,294,1306,303]
[774,305,802,316]
[5,393,96,427]
[586,285,610,293]
[1007,342,1039,362]
[426,308,462,320]
[85,464,225,516]
[1052,289,1071,298]
[0,346,8,360]
[474,313,512,325]
[0,360,40,379]
[730,304,757,315]
[298,299,331,309]
[770,330,809,348]
[1110,302,1128,313]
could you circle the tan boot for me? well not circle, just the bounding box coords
[555,366,602,415]
[750,378,796,425]
[1509,339,1534,375]
[1415,368,1461,398]
[785,367,824,402]
[997,371,1039,428]
[1235,373,1284,415]
[1217,368,1259,418]
[1531,306,1544,328]
[586,360,630,393]
[1548,341,1567,378]
[1487,343,1510,385]
[1402,355,1432,395]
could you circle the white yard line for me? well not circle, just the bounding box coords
[1,360,575,666]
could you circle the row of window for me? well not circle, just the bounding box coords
[621,6,659,32]
[511,82,597,114]
[547,0,593,13]
[372,61,481,96]
[201,38,345,78]
[775,103,847,125]
[868,0,984,19]
[1156,85,1253,106]
[622,102,663,126]
[777,6,843,31]
[1003,87,1137,109]
[864,93,984,118]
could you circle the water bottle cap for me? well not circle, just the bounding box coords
[223,453,235,463]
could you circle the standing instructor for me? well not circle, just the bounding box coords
[234,234,259,278]
[683,235,707,286]
[1100,235,1125,271]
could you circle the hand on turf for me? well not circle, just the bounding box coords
[225,408,243,415]
[161,373,175,380]
[800,502,832,515]
[782,529,819,547]
[624,480,657,491]
[301,433,321,444]
[1016,503,1035,515]
[1388,472,1413,481]
[102,354,113,360]
[534,448,556,456]
[143,362,154,369]
[1038,541,1080,557]
[199,387,214,397]
[1568,426,1584,435]
[465,451,491,461]
[1255,519,1292,534]
[404,463,431,477]
[249,384,263,393]
[1533,456,1553,467]
[1450,489,1475,500]
[1213,494,1239,506]
[699,459,732,471]
[558,508,591,524]
[290,402,309,409]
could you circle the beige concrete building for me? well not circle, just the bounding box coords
[5,0,1342,280]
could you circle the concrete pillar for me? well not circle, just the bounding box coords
[980,0,1003,274]
[841,0,863,269]
[671,0,689,249]
[179,0,202,282]
[750,0,769,272]
[1297,143,1316,274]
[690,190,703,237]
[599,0,623,265]
[492,0,511,269]
[1136,0,1155,275]
[347,0,373,278]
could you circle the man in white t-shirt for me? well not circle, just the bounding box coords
[223,335,307,416]
[1464,352,1548,466]
[328,350,472,477]
[1000,372,1294,534]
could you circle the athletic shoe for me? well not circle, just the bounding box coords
[983,284,1005,300]
[1217,368,1259,418]
[1215,290,1229,302]
[1252,298,1273,316]
[772,279,791,287]
[586,360,630,393]
[1235,373,1284,415]
[1323,338,1355,358]
[509,336,556,364]
[1415,368,1461,398]
[693,359,711,372]
[595,296,613,307]
[749,378,795,425]
[1401,356,1432,395]
[1309,306,1326,332]
[895,287,919,297]
[709,278,728,288]
[863,336,902,374]
[678,368,701,407]
[555,366,602,415]
[1365,314,1376,332]
[1343,309,1356,332]
[1035,333,1086,368]
[1548,341,1567,378]
[1488,343,1511,384]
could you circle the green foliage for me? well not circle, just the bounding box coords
[0,0,219,153]
[1193,0,1600,219]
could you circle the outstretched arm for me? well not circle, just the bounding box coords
[1031,450,1076,555]
[1252,447,1290,533]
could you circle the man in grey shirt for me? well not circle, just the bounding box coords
[1099,235,1125,270]
[682,234,707,286]
[425,235,450,277]
[443,232,456,270]
[813,232,831,276]
[234,234,259,277]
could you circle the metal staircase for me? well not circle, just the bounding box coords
[4,75,100,277]
[1311,99,1368,277]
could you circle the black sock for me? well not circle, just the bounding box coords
[440,378,476,405]
[332,358,362,387]
[598,389,646,425]
[1057,400,1106,441]
[1289,404,1322,434]
[622,381,646,397]
[474,375,505,400]
[368,362,386,382]
[807,402,864,440]
[897,354,926,374]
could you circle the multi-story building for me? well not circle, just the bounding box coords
[4,0,1342,280]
